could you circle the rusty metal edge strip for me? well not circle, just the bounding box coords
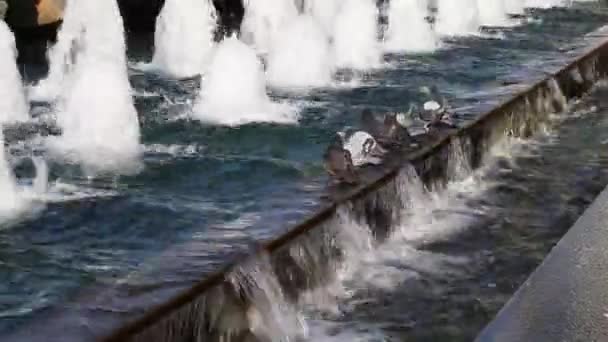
[100,37,608,341]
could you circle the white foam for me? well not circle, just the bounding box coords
[436,0,481,36]
[477,0,512,27]
[525,0,569,8]
[303,0,343,37]
[384,0,439,53]
[0,132,49,226]
[0,21,29,124]
[150,0,217,78]
[266,15,334,88]
[47,0,142,176]
[192,37,298,126]
[332,0,382,70]
[240,0,299,54]
[28,0,87,102]
[506,0,526,14]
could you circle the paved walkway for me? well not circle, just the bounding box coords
[477,185,608,341]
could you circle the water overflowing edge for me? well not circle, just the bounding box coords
[100,32,608,342]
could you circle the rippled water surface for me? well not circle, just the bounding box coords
[2,3,608,341]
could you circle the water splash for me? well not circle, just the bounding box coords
[505,0,526,14]
[303,0,343,37]
[48,0,142,176]
[240,0,299,53]
[28,0,86,102]
[384,0,439,53]
[151,0,217,78]
[266,15,334,88]
[477,0,511,27]
[0,131,23,217]
[193,37,298,126]
[0,132,48,224]
[525,0,569,8]
[0,21,29,124]
[436,0,481,36]
[332,0,381,70]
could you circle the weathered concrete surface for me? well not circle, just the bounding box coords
[476,185,608,342]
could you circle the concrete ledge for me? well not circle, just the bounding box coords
[476,185,608,342]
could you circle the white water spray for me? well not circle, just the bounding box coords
[151,0,217,78]
[240,0,299,53]
[28,0,86,102]
[384,0,439,53]
[303,0,343,37]
[332,0,381,70]
[266,15,333,88]
[477,0,511,27]
[525,0,569,8]
[0,21,29,124]
[0,131,22,216]
[505,0,526,14]
[436,0,481,36]
[193,37,298,126]
[49,0,142,175]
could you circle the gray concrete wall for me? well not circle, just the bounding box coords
[476,185,608,342]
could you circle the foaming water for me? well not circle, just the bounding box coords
[304,0,343,36]
[239,135,526,341]
[526,0,569,8]
[0,131,25,218]
[266,15,334,89]
[477,0,512,27]
[28,0,85,102]
[506,0,526,14]
[150,0,217,78]
[384,0,439,53]
[193,37,298,126]
[436,0,481,36]
[0,21,28,124]
[240,0,299,53]
[48,0,142,176]
[332,0,381,70]
[0,132,48,225]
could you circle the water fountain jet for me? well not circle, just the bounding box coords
[193,37,298,126]
[48,0,142,176]
[332,0,381,70]
[0,21,29,124]
[384,0,439,53]
[266,15,334,88]
[436,0,481,36]
[151,0,217,78]
[240,0,299,53]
